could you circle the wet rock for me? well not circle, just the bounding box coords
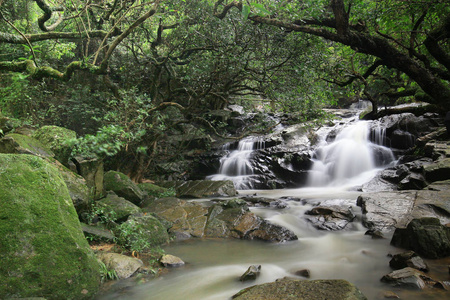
[239,265,261,282]
[423,157,450,183]
[97,192,141,221]
[382,291,400,298]
[232,278,367,300]
[381,267,433,289]
[157,180,237,198]
[160,254,185,267]
[104,171,144,205]
[294,269,311,278]
[389,251,428,272]
[137,182,171,198]
[32,125,76,166]
[390,218,450,259]
[305,205,356,231]
[398,173,427,190]
[365,229,385,239]
[357,192,416,232]
[206,201,297,242]
[97,252,143,279]
[240,196,288,208]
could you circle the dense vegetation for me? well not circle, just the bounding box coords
[1,0,449,179]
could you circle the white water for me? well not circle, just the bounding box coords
[307,118,395,187]
[207,137,265,189]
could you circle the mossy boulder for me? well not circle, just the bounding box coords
[232,278,367,300]
[0,133,54,157]
[0,154,101,299]
[138,182,171,197]
[50,159,92,213]
[104,171,144,204]
[156,180,237,198]
[0,113,14,136]
[97,192,141,221]
[390,217,450,258]
[33,126,76,166]
[115,214,170,252]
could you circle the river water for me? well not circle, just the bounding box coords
[97,111,449,299]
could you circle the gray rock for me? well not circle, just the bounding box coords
[357,191,416,232]
[97,252,143,279]
[239,265,261,282]
[232,278,367,300]
[305,205,356,231]
[160,254,185,267]
[381,267,429,289]
[390,218,450,259]
[389,251,428,272]
[293,269,311,278]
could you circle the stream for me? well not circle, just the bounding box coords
[97,109,449,300]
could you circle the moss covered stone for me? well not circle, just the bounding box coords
[0,133,54,157]
[104,171,144,204]
[138,182,170,197]
[0,154,101,299]
[32,126,76,166]
[232,278,367,300]
[97,192,141,221]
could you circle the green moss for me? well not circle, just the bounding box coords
[103,171,143,204]
[0,133,54,157]
[33,126,76,165]
[0,154,101,299]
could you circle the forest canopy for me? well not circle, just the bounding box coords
[0,0,449,179]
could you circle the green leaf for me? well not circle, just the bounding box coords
[242,5,250,20]
[253,3,271,16]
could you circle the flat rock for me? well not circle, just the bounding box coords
[158,180,237,198]
[232,278,367,300]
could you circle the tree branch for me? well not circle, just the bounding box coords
[34,0,65,32]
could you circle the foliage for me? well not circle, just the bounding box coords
[114,220,153,253]
[85,202,118,227]
[98,261,119,282]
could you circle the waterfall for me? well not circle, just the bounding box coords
[207,137,265,189]
[307,119,395,187]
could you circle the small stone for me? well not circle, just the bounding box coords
[389,251,428,272]
[294,269,310,278]
[239,265,261,282]
[160,254,185,267]
[383,290,399,298]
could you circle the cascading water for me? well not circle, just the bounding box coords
[207,137,265,189]
[307,118,395,187]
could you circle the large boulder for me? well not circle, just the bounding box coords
[142,197,209,239]
[205,199,297,242]
[0,133,54,157]
[32,125,76,166]
[104,170,144,204]
[232,278,367,300]
[0,154,101,299]
[390,218,450,259]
